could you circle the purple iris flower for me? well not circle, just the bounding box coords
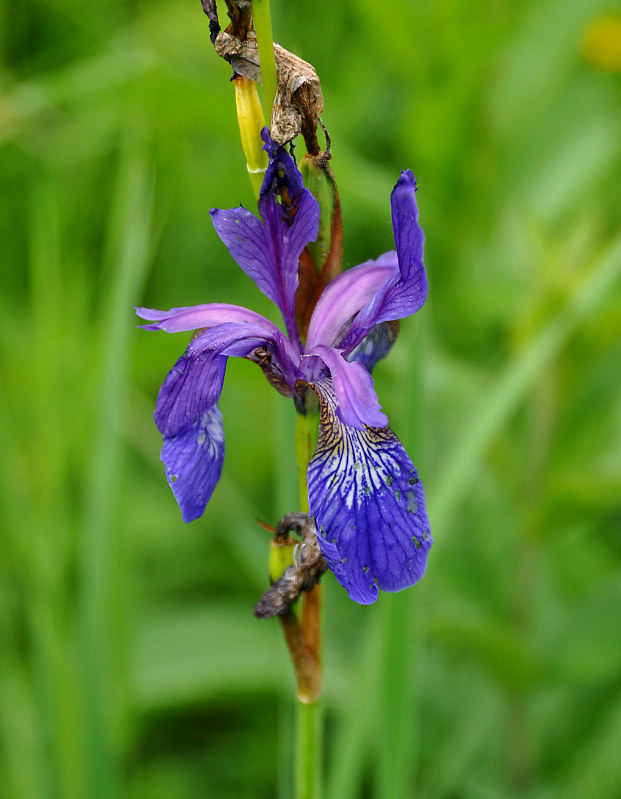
[137,132,431,604]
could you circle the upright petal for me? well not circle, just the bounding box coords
[161,404,225,523]
[260,127,306,207]
[306,380,431,605]
[390,170,427,307]
[304,254,397,350]
[338,171,428,354]
[210,138,320,343]
[209,207,284,308]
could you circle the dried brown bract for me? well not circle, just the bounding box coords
[247,345,293,398]
[254,512,328,618]
[214,30,324,151]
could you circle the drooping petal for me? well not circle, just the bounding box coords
[154,322,296,440]
[146,303,300,524]
[338,171,427,353]
[155,344,225,440]
[136,303,278,334]
[135,304,300,363]
[209,138,320,342]
[306,380,431,605]
[304,253,397,349]
[161,404,225,523]
[154,323,268,438]
[305,346,387,429]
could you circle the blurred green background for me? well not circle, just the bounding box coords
[1,1,620,797]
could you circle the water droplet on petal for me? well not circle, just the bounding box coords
[407,490,418,514]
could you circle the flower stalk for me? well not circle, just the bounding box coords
[295,408,319,515]
[252,0,278,120]
[296,696,321,799]
[293,409,322,799]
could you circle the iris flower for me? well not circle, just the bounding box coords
[137,132,432,604]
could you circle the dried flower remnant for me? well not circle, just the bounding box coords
[215,30,324,148]
[203,0,324,152]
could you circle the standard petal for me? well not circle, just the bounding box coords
[305,347,387,429]
[161,404,225,523]
[306,381,431,605]
[210,139,319,342]
[258,189,320,335]
[337,171,428,353]
[391,170,427,306]
[304,254,397,350]
[210,207,284,307]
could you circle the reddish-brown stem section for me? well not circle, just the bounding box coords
[294,165,342,340]
[301,584,322,665]
[279,606,321,702]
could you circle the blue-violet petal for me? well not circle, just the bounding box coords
[305,254,397,350]
[306,346,387,430]
[161,404,225,523]
[210,140,319,341]
[338,171,427,353]
[307,380,432,604]
[154,323,271,439]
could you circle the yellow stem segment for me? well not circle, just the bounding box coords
[233,75,268,198]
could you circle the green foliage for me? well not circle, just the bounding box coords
[1,1,620,797]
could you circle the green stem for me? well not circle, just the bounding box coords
[252,0,278,122]
[294,411,318,515]
[296,699,321,799]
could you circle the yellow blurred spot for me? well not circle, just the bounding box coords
[580,15,621,72]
